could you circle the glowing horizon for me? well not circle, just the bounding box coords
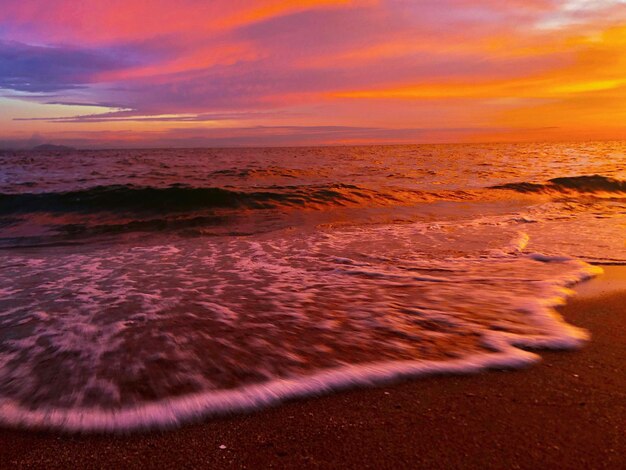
[1,0,625,148]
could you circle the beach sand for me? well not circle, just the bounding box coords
[1,268,624,469]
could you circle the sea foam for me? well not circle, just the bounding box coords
[0,222,603,432]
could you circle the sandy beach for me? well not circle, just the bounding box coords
[0,267,623,469]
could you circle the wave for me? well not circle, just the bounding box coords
[0,183,480,217]
[0,183,398,215]
[209,166,328,180]
[0,235,601,432]
[492,175,626,196]
[0,347,563,432]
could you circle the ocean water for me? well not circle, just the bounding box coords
[0,142,624,432]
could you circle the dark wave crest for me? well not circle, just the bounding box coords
[209,166,326,180]
[0,183,397,215]
[491,175,626,195]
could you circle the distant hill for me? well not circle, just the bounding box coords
[32,144,75,152]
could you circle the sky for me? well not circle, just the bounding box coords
[0,0,625,148]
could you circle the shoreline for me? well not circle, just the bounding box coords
[1,268,624,468]
[574,265,626,299]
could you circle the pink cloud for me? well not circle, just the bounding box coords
[1,0,625,143]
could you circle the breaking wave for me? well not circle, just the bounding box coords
[0,184,382,214]
[0,222,604,432]
[492,175,626,196]
[0,183,444,217]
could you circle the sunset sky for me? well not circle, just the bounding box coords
[1,0,625,148]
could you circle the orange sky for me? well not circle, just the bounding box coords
[1,0,625,147]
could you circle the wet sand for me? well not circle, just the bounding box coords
[1,268,625,469]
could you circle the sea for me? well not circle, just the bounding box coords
[0,142,624,432]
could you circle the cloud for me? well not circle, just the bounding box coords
[0,0,358,44]
[0,40,146,93]
[0,0,625,143]
[0,124,538,149]
[13,109,292,123]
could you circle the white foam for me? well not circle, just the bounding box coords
[0,258,595,433]
[0,230,600,433]
[0,346,540,433]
